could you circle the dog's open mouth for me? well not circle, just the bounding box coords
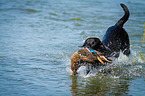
[85,48,112,64]
[71,48,112,75]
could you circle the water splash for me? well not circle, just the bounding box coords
[64,50,144,79]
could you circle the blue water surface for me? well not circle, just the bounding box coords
[0,0,145,95]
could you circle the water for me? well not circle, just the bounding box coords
[0,0,145,95]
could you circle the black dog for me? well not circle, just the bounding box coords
[71,4,130,75]
[82,3,130,58]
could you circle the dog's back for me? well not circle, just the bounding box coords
[102,4,130,57]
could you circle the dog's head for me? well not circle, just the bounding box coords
[81,37,104,51]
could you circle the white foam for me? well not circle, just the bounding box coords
[111,75,120,79]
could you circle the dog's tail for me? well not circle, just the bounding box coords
[115,4,129,27]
